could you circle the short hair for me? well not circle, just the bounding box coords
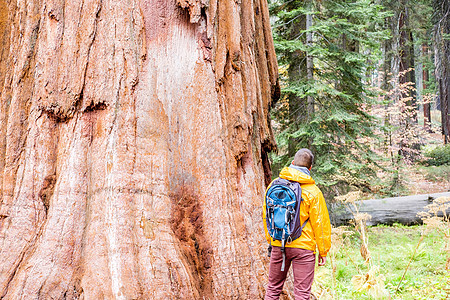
[293,148,314,169]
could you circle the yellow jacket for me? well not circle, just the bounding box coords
[263,166,332,257]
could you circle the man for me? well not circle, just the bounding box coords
[263,148,331,300]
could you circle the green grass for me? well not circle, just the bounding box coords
[312,224,449,299]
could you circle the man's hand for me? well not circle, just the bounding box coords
[318,256,326,266]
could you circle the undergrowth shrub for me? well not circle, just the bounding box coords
[422,144,450,166]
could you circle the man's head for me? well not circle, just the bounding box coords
[292,148,314,170]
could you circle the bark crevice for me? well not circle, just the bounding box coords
[261,141,274,187]
[39,0,103,122]
[176,0,208,24]
[0,249,27,298]
[18,18,40,84]
[37,174,56,214]
[170,185,213,299]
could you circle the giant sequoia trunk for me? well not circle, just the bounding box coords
[0,0,280,298]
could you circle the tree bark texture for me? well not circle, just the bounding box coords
[434,0,450,143]
[305,11,314,122]
[398,2,416,116]
[0,0,280,299]
[422,44,431,132]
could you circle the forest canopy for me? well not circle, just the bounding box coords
[268,0,450,198]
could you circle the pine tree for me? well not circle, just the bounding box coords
[433,0,450,143]
[270,0,389,193]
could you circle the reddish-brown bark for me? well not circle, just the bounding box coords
[0,0,279,298]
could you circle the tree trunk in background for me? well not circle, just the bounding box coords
[397,0,419,159]
[381,16,392,154]
[0,0,280,298]
[398,1,416,120]
[306,10,314,149]
[306,11,314,121]
[390,7,400,100]
[434,0,450,143]
[422,44,432,132]
[286,11,306,159]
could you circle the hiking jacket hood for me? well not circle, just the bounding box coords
[263,166,332,257]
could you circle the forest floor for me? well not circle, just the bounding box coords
[369,129,449,198]
[311,224,449,300]
[312,130,449,299]
[394,163,449,195]
[398,130,449,195]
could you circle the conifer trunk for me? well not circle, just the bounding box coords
[422,44,432,132]
[0,0,279,298]
[434,0,450,143]
[398,2,416,116]
[306,11,314,121]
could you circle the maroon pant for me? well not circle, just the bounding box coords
[265,247,316,300]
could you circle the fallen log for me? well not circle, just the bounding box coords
[329,192,450,226]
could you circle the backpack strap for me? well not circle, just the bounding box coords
[297,182,309,237]
[292,182,309,240]
[299,218,309,237]
[281,230,286,272]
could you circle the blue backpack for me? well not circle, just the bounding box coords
[265,178,308,271]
